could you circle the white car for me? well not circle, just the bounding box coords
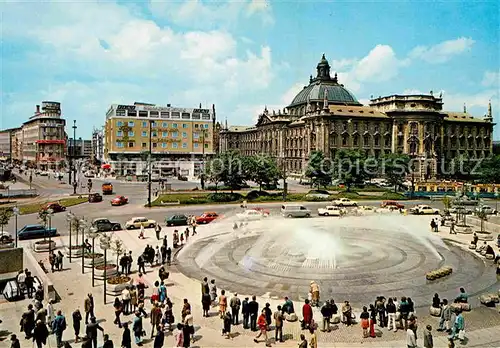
[410,205,440,215]
[236,209,267,221]
[333,198,358,207]
[318,206,345,216]
[475,205,497,215]
[125,217,157,229]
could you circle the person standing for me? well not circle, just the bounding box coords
[25,271,35,298]
[438,299,451,333]
[230,293,241,325]
[153,325,165,348]
[84,293,94,324]
[223,311,232,339]
[209,279,217,306]
[155,223,161,240]
[9,334,21,348]
[386,298,397,332]
[360,306,370,338]
[72,308,82,342]
[375,296,386,328]
[47,300,55,329]
[57,251,64,271]
[132,312,143,346]
[249,295,259,331]
[450,309,465,342]
[407,324,417,348]
[32,320,49,348]
[121,323,132,348]
[369,304,377,338]
[302,299,313,330]
[309,327,317,348]
[127,251,133,275]
[137,255,146,274]
[120,253,128,275]
[218,290,227,319]
[51,310,67,348]
[150,303,162,338]
[254,309,270,347]
[183,310,194,343]
[320,300,332,332]
[21,304,35,339]
[160,245,167,265]
[122,287,131,315]
[273,305,284,343]
[85,316,104,348]
[424,325,434,348]
[298,334,307,348]
[102,334,114,348]
[113,297,123,328]
[242,297,250,329]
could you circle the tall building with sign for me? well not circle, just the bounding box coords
[104,102,216,178]
[6,102,66,169]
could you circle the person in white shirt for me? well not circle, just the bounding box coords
[121,287,131,315]
[407,324,417,348]
[17,270,26,291]
[183,309,194,343]
[47,299,55,328]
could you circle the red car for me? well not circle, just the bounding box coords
[41,202,66,213]
[195,212,219,224]
[111,196,128,206]
[381,200,405,210]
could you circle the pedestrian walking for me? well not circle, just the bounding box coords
[85,316,104,348]
[57,251,64,271]
[320,300,332,332]
[407,324,417,348]
[121,323,132,348]
[84,293,94,324]
[155,246,160,266]
[274,305,284,343]
[219,290,227,319]
[309,327,317,348]
[52,310,67,348]
[137,255,146,274]
[113,297,123,328]
[230,293,241,325]
[210,279,217,306]
[10,334,21,348]
[183,309,194,343]
[242,297,250,329]
[102,334,114,348]
[174,323,184,347]
[424,325,434,348]
[254,309,271,346]
[153,324,165,348]
[32,320,49,348]
[222,311,232,339]
[298,334,307,348]
[20,304,35,339]
[150,303,163,338]
[132,312,144,346]
[155,224,161,240]
[122,286,131,315]
[72,308,82,342]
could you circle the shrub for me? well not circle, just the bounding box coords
[381,192,406,200]
[206,193,243,202]
[307,189,330,195]
[246,190,270,200]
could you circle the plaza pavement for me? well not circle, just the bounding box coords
[1,214,499,348]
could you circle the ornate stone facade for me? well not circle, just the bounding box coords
[219,55,495,179]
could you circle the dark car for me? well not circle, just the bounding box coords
[18,224,58,240]
[165,214,189,227]
[88,193,103,203]
[91,218,122,232]
[41,202,66,213]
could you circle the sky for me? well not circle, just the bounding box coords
[1,0,499,139]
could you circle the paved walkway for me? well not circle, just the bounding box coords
[1,216,499,348]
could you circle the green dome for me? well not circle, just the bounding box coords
[288,54,362,107]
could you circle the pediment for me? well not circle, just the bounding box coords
[256,113,273,126]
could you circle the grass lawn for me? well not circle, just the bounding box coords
[18,196,89,215]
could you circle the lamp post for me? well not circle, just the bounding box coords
[147,121,153,208]
[87,227,99,287]
[100,235,111,304]
[66,212,75,262]
[47,208,54,255]
[80,219,87,274]
[12,206,19,248]
[72,120,77,189]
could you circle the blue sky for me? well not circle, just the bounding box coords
[1,0,499,139]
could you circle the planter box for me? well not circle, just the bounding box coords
[106,276,132,296]
[476,233,493,241]
[83,255,104,268]
[94,264,117,279]
[34,241,57,253]
[65,245,84,258]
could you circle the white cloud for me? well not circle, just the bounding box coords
[482,70,500,87]
[354,45,410,82]
[149,0,273,28]
[281,83,305,105]
[409,37,475,64]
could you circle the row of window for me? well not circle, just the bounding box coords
[115,109,211,120]
[116,121,210,129]
[115,142,209,149]
[117,131,204,138]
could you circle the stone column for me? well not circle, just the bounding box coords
[392,122,397,153]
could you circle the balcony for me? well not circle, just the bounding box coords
[36,139,65,144]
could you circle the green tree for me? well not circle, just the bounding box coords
[305,151,332,189]
[110,237,126,268]
[0,209,12,233]
[220,150,246,193]
[205,156,225,192]
[382,153,410,192]
[477,155,500,183]
[38,210,49,241]
[244,155,281,191]
[332,150,367,191]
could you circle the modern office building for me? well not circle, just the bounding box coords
[67,138,92,158]
[92,127,105,163]
[104,102,216,178]
[0,128,16,162]
[7,102,66,169]
[219,54,495,179]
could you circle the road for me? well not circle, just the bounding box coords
[6,197,443,239]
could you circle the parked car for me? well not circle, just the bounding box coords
[333,198,358,207]
[236,209,267,221]
[41,202,66,213]
[111,196,128,206]
[281,204,311,218]
[381,200,405,210]
[475,205,498,215]
[17,224,57,240]
[195,212,219,224]
[88,193,103,203]
[447,206,473,214]
[91,218,122,232]
[165,214,189,227]
[0,232,14,247]
[410,205,440,215]
[318,206,345,216]
[39,171,49,176]
[125,217,157,230]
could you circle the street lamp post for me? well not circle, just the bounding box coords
[66,212,75,262]
[80,219,87,274]
[47,208,54,255]
[100,235,111,304]
[72,120,77,189]
[87,227,99,287]
[12,207,19,248]
[147,121,153,208]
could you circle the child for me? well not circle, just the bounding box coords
[424,325,433,348]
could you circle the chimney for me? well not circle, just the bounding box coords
[36,105,40,113]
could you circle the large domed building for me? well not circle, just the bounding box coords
[219,54,494,179]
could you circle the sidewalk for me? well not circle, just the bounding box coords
[1,221,499,348]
